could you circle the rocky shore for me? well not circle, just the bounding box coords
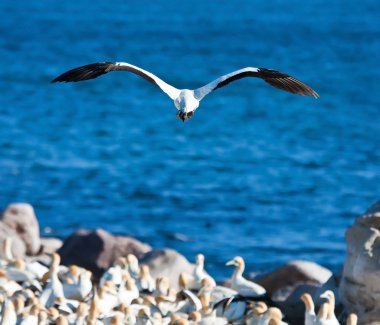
[1,201,380,324]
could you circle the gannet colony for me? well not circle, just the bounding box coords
[0,238,357,325]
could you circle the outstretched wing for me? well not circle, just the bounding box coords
[51,62,180,100]
[193,67,319,101]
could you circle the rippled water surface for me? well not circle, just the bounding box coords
[1,1,379,279]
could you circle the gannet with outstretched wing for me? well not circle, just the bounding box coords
[52,62,319,122]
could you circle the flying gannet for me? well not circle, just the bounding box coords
[52,62,319,122]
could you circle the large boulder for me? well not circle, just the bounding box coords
[253,261,334,325]
[340,200,380,324]
[58,228,151,278]
[39,237,63,254]
[1,203,40,255]
[140,248,195,290]
[257,260,332,297]
[0,222,26,258]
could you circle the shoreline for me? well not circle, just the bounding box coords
[1,201,380,323]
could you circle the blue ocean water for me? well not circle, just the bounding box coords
[0,1,379,279]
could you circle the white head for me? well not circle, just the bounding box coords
[174,90,199,122]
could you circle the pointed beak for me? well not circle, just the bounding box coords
[176,112,186,122]
[176,111,194,122]
[320,291,332,300]
[226,259,235,266]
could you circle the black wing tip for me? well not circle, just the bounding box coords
[51,62,112,83]
[258,67,320,99]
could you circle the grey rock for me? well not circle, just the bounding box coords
[58,228,151,278]
[339,199,380,324]
[252,260,333,325]
[1,203,40,255]
[40,237,63,254]
[257,260,332,297]
[0,222,26,258]
[277,273,341,325]
[140,248,195,290]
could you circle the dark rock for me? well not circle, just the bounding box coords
[140,248,195,290]
[58,228,151,278]
[1,203,40,255]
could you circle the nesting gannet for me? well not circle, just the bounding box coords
[72,302,89,325]
[0,269,22,295]
[0,238,13,265]
[6,259,35,282]
[39,253,65,307]
[214,294,247,323]
[162,291,200,318]
[18,304,39,325]
[121,304,137,324]
[63,270,92,301]
[127,254,140,280]
[300,293,316,325]
[46,306,60,323]
[245,301,268,325]
[97,285,119,316]
[226,256,266,297]
[52,62,319,122]
[183,254,216,291]
[0,299,17,325]
[55,315,69,325]
[135,307,153,325]
[100,257,126,288]
[176,289,202,314]
[138,265,155,293]
[37,310,49,325]
[87,293,102,325]
[320,290,339,325]
[315,302,330,325]
[346,313,358,325]
[117,274,139,305]
[154,276,176,301]
[198,276,237,305]
[246,303,287,325]
[12,295,25,316]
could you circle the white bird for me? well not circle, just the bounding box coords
[117,275,139,306]
[225,256,266,297]
[52,61,319,122]
[0,269,22,295]
[300,293,316,325]
[63,270,92,301]
[37,310,49,325]
[346,313,358,325]
[137,265,155,293]
[246,304,286,325]
[191,254,216,291]
[127,254,140,281]
[315,302,330,325]
[245,301,268,325]
[198,276,237,305]
[0,238,14,265]
[214,295,247,324]
[18,305,39,325]
[39,253,65,307]
[320,290,340,325]
[0,298,17,325]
